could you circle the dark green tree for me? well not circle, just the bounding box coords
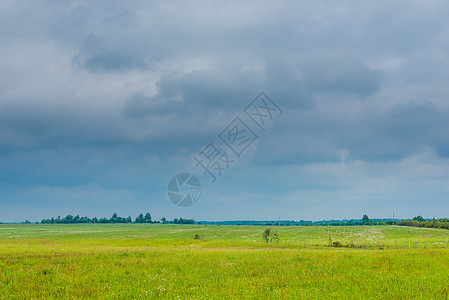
[413,215,424,222]
[135,214,144,223]
[144,213,152,223]
[110,213,118,223]
[362,215,370,225]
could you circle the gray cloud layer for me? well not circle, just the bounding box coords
[1,0,448,221]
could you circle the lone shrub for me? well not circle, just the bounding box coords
[262,228,280,243]
[332,241,342,247]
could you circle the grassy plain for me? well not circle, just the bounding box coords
[1,224,449,299]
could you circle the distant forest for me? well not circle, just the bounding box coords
[15,214,449,230]
[37,213,194,224]
[200,215,394,226]
[397,216,449,229]
[201,215,449,229]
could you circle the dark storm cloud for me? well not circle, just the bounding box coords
[123,67,266,119]
[300,54,383,97]
[70,10,164,72]
[73,34,154,72]
[257,99,449,165]
[1,0,449,221]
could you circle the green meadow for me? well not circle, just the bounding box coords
[1,224,449,299]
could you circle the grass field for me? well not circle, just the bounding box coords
[1,224,449,299]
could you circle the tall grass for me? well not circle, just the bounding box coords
[1,224,449,298]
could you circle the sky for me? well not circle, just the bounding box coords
[1,0,449,222]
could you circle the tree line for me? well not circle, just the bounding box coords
[28,214,449,228]
[200,215,397,226]
[39,213,194,224]
[397,216,449,230]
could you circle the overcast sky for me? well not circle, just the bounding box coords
[1,0,449,222]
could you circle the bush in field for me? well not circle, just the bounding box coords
[262,228,279,243]
[332,241,343,247]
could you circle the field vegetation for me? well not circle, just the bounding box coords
[1,224,449,298]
